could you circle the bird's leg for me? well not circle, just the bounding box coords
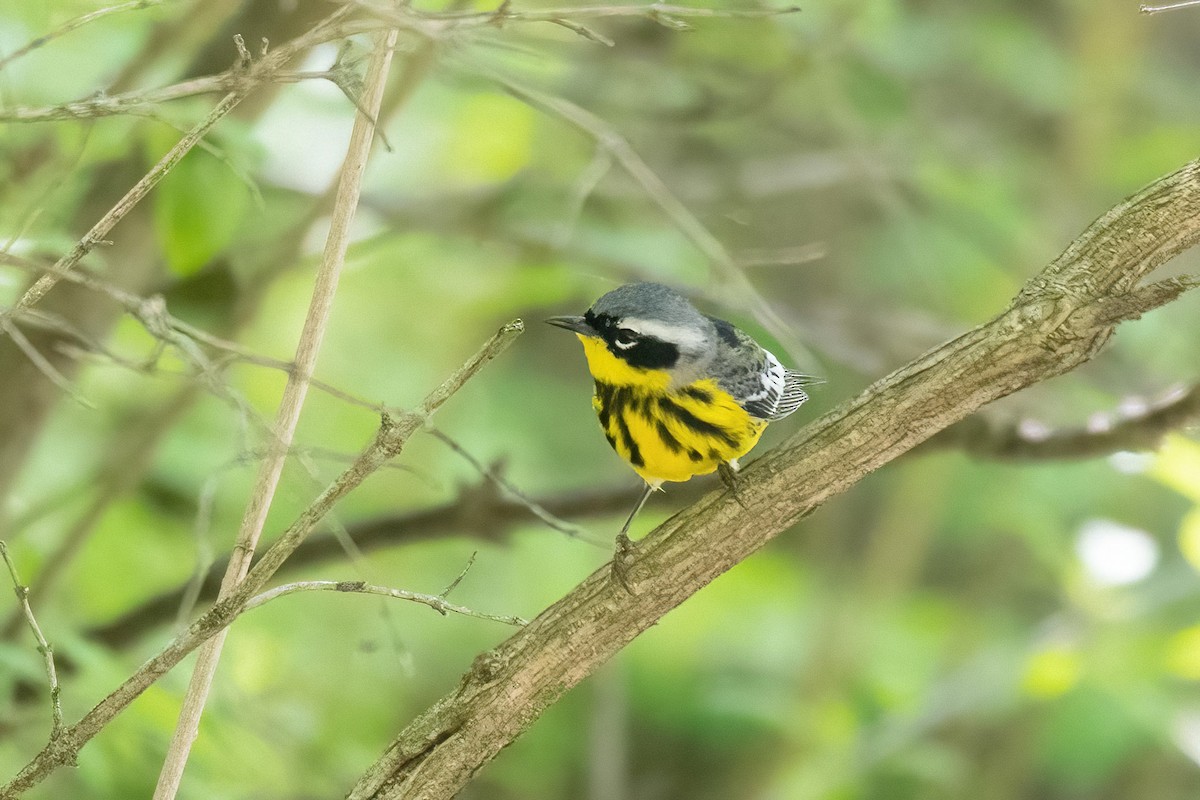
[612,482,655,592]
[717,460,747,509]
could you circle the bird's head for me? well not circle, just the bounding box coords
[546,283,716,378]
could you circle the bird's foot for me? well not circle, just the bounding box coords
[717,461,747,509]
[611,531,638,593]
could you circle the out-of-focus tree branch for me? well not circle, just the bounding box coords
[922,383,1200,460]
[84,481,668,648]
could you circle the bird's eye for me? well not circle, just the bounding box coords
[614,328,638,349]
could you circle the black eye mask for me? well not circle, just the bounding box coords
[585,310,680,370]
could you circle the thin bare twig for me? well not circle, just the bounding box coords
[0,0,163,73]
[546,18,616,46]
[493,74,814,365]
[0,254,385,413]
[0,319,95,409]
[151,25,403,800]
[5,88,243,314]
[426,426,600,544]
[244,579,526,627]
[0,542,63,739]
[0,69,341,123]
[438,552,477,598]
[356,2,800,31]
[1140,0,1200,12]
[141,110,266,209]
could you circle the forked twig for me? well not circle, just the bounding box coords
[244,579,526,627]
[0,542,63,739]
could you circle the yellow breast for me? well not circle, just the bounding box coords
[576,334,766,484]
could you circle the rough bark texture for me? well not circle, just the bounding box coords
[348,159,1200,799]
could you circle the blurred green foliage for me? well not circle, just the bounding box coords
[2,0,1200,799]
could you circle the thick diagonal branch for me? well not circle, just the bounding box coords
[347,159,1200,800]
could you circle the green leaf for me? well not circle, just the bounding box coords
[150,129,253,278]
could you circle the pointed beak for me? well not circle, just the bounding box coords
[544,315,597,336]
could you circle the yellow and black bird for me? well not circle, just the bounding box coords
[548,282,819,582]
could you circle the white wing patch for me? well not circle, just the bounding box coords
[773,370,812,419]
[744,349,812,421]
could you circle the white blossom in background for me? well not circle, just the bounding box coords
[1075,518,1159,587]
[1108,451,1154,474]
[1172,711,1200,767]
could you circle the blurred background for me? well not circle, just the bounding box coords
[2,0,1200,798]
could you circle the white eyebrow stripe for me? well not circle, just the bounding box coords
[620,317,708,350]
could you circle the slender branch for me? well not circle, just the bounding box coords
[426,426,598,543]
[1140,0,1200,12]
[151,26,401,800]
[0,319,522,798]
[345,160,1200,800]
[438,553,477,598]
[494,75,809,363]
[0,0,163,73]
[0,543,63,740]
[0,319,95,410]
[244,580,527,627]
[0,70,340,123]
[0,254,386,413]
[356,2,801,30]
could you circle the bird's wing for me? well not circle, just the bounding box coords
[707,316,819,422]
[773,368,821,420]
[741,352,819,421]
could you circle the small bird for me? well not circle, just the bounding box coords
[547,282,819,586]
